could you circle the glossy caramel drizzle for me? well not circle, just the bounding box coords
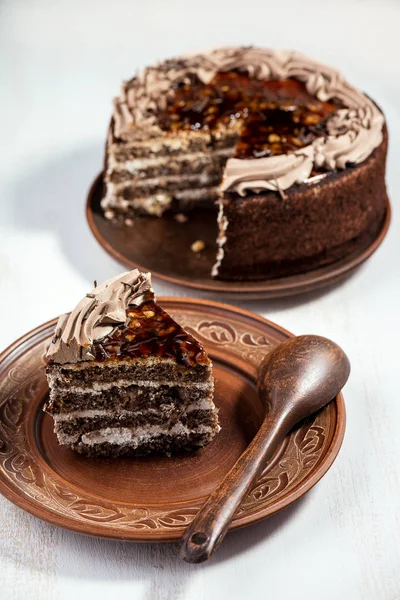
[92,301,209,367]
[158,72,341,159]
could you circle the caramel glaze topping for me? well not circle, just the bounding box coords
[92,300,210,367]
[158,72,342,160]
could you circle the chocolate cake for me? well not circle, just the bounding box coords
[102,47,388,280]
[44,270,218,457]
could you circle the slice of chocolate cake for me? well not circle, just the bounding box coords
[102,47,387,281]
[44,270,218,457]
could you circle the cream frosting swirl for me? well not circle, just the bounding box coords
[46,270,153,364]
[112,47,384,194]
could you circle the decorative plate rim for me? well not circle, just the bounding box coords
[0,298,346,541]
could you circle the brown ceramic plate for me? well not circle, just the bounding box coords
[86,173,391,299]
[0,298,345,541]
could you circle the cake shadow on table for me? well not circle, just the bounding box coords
[9,143,121,285]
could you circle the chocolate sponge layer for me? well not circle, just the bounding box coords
[46,358,212,388]
[45,383,209,414]
[55,409,218,440]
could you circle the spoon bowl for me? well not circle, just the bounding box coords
[257,334,351,427]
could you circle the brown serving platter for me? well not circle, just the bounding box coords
[86,174,391,300]
[0,298,345,541]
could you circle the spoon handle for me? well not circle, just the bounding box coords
[180,415,287,563]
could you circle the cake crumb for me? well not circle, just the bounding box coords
[125,218,134,226]
[104,210,115,220]
[175,213,188,223]
[191,240,205,254]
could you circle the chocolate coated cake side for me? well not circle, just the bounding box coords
[215,128,388,280]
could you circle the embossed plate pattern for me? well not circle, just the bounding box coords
[87,173,391,299]
[0,299,345,541]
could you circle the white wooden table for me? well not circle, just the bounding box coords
[1,1,400,598]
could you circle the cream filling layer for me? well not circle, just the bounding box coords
[101,188,172,215]
[53,398,215,422]
[49,378,213,394]
[108,147,233,173]
[102,186,218,209]
[58,423,216,446]
[50,355,183,371]
[110,172,217,190]
[174,187,219,201]
[101,186,218,215]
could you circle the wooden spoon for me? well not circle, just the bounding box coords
[180,334,350,563]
